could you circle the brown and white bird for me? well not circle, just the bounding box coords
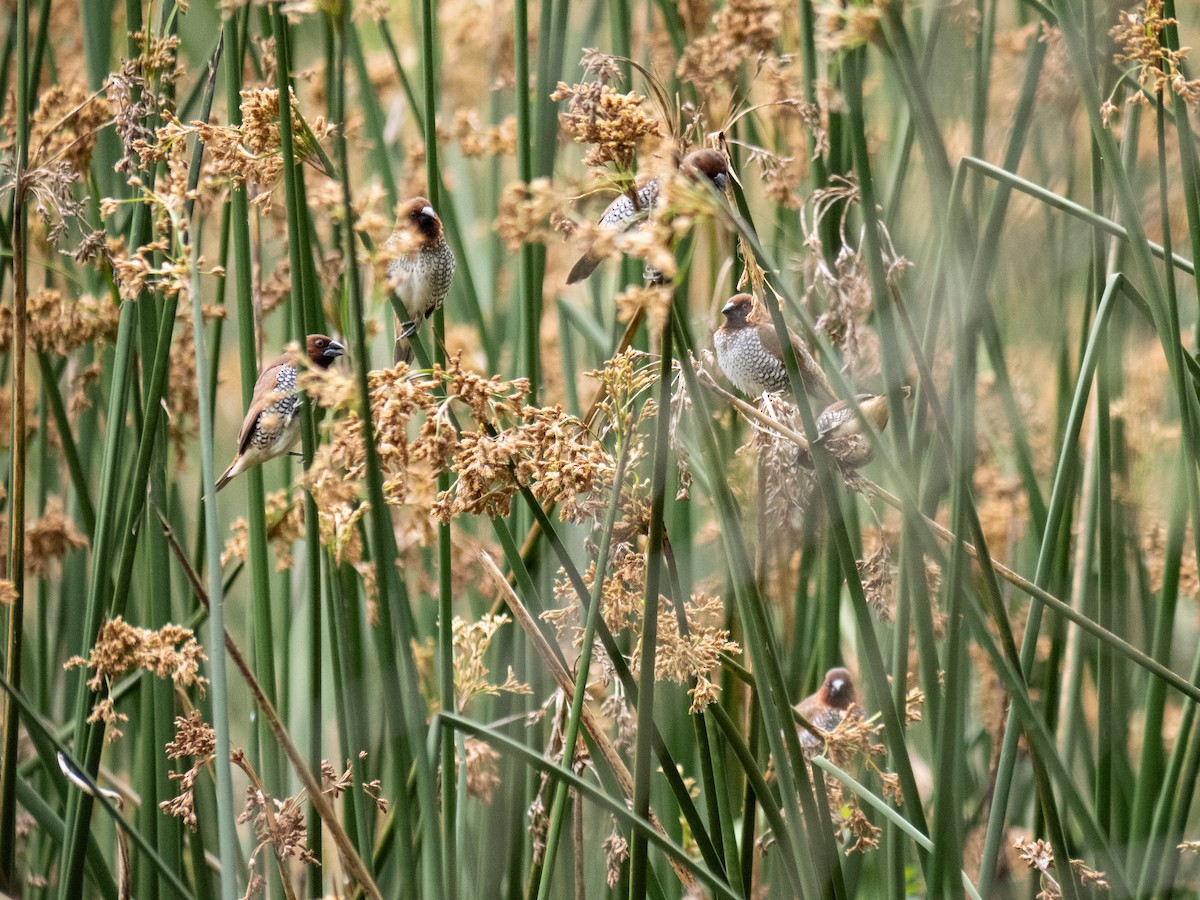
[713,293,835,406]
[815,394,893,443]
[387,197,456,364]
[814,388,909,467]
[215,334,345,493]
[795,666,860,759]
[566,148,729,285]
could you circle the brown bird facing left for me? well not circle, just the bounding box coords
[215,335,345,493]
[387,197,456,365]
[795,666,860,759]
[713,293,835,406]
[566,148,729,285]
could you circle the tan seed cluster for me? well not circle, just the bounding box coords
[1110,0,1200,109]
[551,81,662,171]
[65,618,208,741]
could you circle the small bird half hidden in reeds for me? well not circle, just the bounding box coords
[388,196,456,365]
[566,148,729,285]
[215,334,345,493]
[796,666,861,759]
[813,387,910,468]
[713,293,835,406]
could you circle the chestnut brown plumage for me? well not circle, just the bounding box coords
[814,388,909,467]
[795,666,860,759]
[566,148,729,285]
[215,335,345,493]
[387,197,456,364]
[815,394,892,442]
[713,293,835,405]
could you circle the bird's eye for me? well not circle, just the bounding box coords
[316,339,326,347]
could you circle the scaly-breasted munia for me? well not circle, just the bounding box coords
[387,197,456,364]
[713,293,835,406]
[795,666,860,759]
[566,148,729,285]
[215,335,345,493]
[814,388,908,467]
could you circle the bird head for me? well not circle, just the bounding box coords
[683,148,729,193]
[821,667,856,709]
[306,334,346,368]
[720,293,755,326]
[398,196,442,241]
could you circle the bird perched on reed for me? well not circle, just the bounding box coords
[795,666,860,759]
[713,293,835,406]
[215,335,345,493]
[814,388,909,468]
[387,197,456,364]
[566,148,729,285]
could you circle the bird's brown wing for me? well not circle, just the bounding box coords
[756,324,836,405]
[234,354,292,456]
[795,693,821,722]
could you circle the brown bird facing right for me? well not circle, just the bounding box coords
[566,148,729,285]
[795,666,861,759]
[215,334,345,493]
[387,197,456,365]
[814,388,910,468]
[713,293,835,406]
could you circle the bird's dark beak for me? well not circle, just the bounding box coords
[831,679,845,694]
[324,340,346,359]
[420,205,436,221]
[721,300,736,317]
[712,172,727,193]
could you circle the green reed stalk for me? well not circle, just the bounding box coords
[1,672,193,897]
[1160,0,1200,329]
[510,477,729,879]
[225,7,280,751]
[0,0,28,883]
[414,0,459,886]
[337,21,442,900]
[401,327,729,890]
[57,297,136,897]
[328,9,381,886]
[982,4,1200,888]
[536,439,631,898]
[627,314,672,899]
[960,156,1194,274]
[706,700,799,891]
[188,217,240,900]
[672,317,818,897]
[268,12,330,900]
[513,0,537,391]
[814,758,984,900]
[59,1,179,881]
[441,713,740,899]
[1140,631,1200,893]
[977,273,1122,892]
[67,280,180,898]
[725,209,931,838]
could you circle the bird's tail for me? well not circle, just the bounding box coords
[214,456,241,493]
[394,319,417,365]
[566,251,603,285]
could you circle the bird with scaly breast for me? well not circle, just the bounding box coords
[215,334,345,493]
[566,148,729,285]
[814,388,909,468]
[387,196,456,364]
[713,293,835,406]
[795,666,861,759]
